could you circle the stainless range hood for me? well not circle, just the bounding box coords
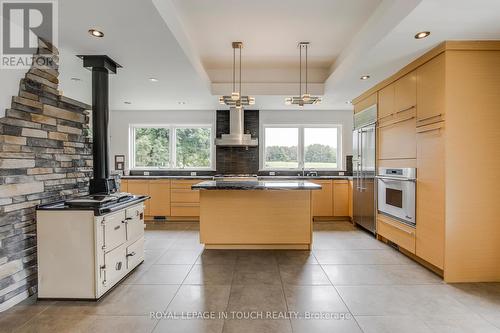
[215,107,258,147]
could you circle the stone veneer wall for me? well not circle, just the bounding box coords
[0,40,92,311]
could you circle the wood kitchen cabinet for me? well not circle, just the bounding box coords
[126,180,150,216]
[348,180,353,220]
[377,115,416,159]
[377,214,416,254]
[377,71,417,160]
[416,122,445,269]
[149,179,171,217]
[378,84,394,121]
[378,71,416,123]
[171,179,200,217]
[311,180,333,217]
[416,53,445,126]
[353,41,500,282]
[333,180,349,217]
[354,93,377,114]
[394,71,417,113]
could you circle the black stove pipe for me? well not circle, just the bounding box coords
[91,67,110,183]
[78,55,121,194]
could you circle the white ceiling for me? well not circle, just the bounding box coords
[171,0,381,70]
[55,0,500,111]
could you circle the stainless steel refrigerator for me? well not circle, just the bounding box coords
[352,105,377,234]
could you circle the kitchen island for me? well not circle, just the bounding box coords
[192,180,321,249]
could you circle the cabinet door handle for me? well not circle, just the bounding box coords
[378,116,416,129]
[126,252,136,257]
[417,126,442,134]
[417,113,442,122]
[378,113,394,121]
[395,105,415,114]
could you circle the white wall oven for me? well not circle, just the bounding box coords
[377,168,416,226]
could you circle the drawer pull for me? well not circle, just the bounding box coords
[126,252,136,257]
[115,262,122,271]
[114,225,121,231]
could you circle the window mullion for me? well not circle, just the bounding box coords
[170,126,176,169]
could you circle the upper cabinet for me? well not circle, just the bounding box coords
[378,84,394,121]
[378,71,417,123]
[416,53,446,126]
[377,71,417,160]
[394,71,417,113]
[354,93,377,113]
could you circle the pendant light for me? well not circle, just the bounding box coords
[219,42,255,108]
[285,42,322,106]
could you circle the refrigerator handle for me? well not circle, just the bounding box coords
[356,130,361,190]
[360,129,364,191]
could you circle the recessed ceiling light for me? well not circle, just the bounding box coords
[360,75,370,80]
[346,100,352,104]
[148,78,159,82]
[88,29,104,38]
[70,77,81,81]
[414,31,430,39]
[124,101,132,105]
[178,101,186,105]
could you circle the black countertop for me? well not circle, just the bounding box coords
[192,180,322,191]
[36,195,149,216]
[121,175,351,180]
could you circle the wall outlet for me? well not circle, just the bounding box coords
[269,171,276,176]
[190,172,197,176]
[143,171,150,176]
[338,172,345,176]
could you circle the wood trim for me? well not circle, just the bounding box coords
[354,93,377,113]
[352,41,500,104]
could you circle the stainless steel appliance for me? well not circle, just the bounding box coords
[377,167,416,226]
[352,105,377,233]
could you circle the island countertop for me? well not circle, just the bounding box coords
[192,180,321,191]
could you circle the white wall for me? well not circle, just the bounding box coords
[109,109,354,171]
[260,109,354,170]
[0,70,25,118]
[109,109,216,169]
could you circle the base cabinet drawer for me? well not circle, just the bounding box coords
[171,189,200,203]
[126,237,144,270]
[103,243,127,289]
[171,203,200,217]
[377,215,416,254]
[103,211,127,252]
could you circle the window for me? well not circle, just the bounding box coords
[262,125,342,170]
[304,127,338,169]
[175,128,211,168]
[130,125,213,169]
[134,128,170,168]
[264,127,299,169]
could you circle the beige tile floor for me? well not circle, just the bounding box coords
[1,221,500,333]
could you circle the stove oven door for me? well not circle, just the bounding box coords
[125,205,144,241]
